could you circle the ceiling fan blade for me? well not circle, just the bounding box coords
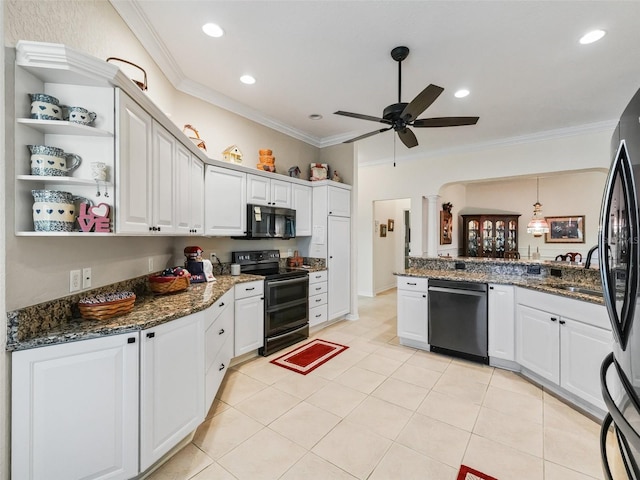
[401,84,444,122]
[412,116,480,128]
[343,127,393,144]
[397,127,418,148]
[334,111,391,124]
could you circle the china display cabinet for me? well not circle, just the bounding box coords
[462,214,520,258]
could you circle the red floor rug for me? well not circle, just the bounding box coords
[457,465,498,480]
[270,339,349,375]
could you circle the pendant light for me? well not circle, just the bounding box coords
[526,178,550,237]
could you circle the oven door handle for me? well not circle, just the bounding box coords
[266,323,309,343]
[267,276,308,287]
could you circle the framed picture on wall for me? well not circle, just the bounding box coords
[440,211,452,245]
[544,216,585,243]
[380,224,387,237]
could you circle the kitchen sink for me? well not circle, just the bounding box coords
[550,285,603,297]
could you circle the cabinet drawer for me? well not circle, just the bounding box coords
[204,290,233,330]
[309,281,328,296]
[309,292,328,307]
[205,304,233,372]
[309,304,328,327]
[309,270,328,284]
[205,336,234,408]
[235,280,264,300]
[397,276,429,292]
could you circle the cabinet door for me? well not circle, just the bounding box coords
[488,284,515,361]
[204,166,247,236]
[174,142,192,235]
[234,294,265,356]
[397,289,429,346]
[560,318,612,410]
[190,157,205,234]
[516,304,560,383]
[246,174,271,206]
[151,122,176,233]
[328,186,350,217]
[12,334,139,480]
[140,312,205,471]
[270,178,292,208]
[328,216,351,319]
[116,91,153,233]
[292,183,312,236]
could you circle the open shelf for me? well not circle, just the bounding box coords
[15,231,115,237]
[17,118,113,137]
[17,175,113,186]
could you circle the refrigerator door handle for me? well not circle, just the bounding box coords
[600,413,616,480]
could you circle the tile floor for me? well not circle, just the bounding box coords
[146,289,623,480]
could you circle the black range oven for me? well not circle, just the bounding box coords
[232,250,309,356]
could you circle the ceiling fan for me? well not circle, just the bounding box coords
[335,46,479,148]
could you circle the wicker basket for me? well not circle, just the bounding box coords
[78,292,136,321]
[148,275,190,295]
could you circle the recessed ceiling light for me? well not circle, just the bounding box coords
[579,29,606,45]
[454,89,470,98]
[309,114,323,120]
[202,23,224,38]
[240,75,256,85]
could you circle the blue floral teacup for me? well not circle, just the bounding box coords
[29,93,63,120]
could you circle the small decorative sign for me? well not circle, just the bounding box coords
[77,202,111,232]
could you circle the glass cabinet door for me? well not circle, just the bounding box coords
[495,219,506,257]
[467,219,480,256]
[482,219,494,257]
[507,219,517,253]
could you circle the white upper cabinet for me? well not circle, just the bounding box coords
[247,173,292,208]
[292,183,312,236]
[189,156,205,234]
[151,121,176,233]
[204,165,247,236]
[328,185,351,217]
[116,90,153,234]
[175,143,204,235]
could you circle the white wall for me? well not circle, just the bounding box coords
[358,127,613,296]
[372,199,410,294]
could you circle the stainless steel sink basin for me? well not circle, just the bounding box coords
[551,285,603,297]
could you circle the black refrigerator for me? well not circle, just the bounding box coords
[600,86,640,479]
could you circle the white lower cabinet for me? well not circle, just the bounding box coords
[516,288,612,411]
[12,333,140,480]
[205,290,235,408]
[234,280,265,356]
[140,312,205,471]
[309,270,328,327]
[488,284,516,362]
[396,276,429,349]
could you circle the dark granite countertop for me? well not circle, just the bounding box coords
[396,268,604,305]
[7,274,263,352]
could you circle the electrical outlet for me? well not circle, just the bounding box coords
[148,257,154,272]
[82,267,92,289]
[70,270,81,292]
[210,253,216,263]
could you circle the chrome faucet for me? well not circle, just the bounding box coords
[584,245,598,269]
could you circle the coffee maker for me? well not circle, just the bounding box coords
[184,246,215,283]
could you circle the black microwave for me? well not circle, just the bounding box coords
[238,204,296,239]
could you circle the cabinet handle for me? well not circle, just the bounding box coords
[489,286,494,290]
[127,337,136,344]
[329,211,333,215]
[148,226,153,231]
[407,282,417,286]
[559,320,566,325]
[316,298,322,302]
[423,294,426,298]
[315,287,322,291]
[550,317,558,322]
[246,287,255,291]
[218,328,225,335]
[146,332,155,338]
[315,314,322,318]
[219,363,226,371]
[219,302,225,307]
[157,226,161,232]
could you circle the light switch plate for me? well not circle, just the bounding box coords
[82,267,92,289]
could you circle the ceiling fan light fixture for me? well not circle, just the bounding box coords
[202,23,224,38]
[454,89,470,98]
[240,74,256,85]
[579,29,605,45]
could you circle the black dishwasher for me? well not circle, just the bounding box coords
[428,279,488,364]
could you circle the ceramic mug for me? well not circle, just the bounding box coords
[91,162,108,181]
[28,145,82,177]
[29,93,63,120]
[65,106,97,126]
[31,190,91,232]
